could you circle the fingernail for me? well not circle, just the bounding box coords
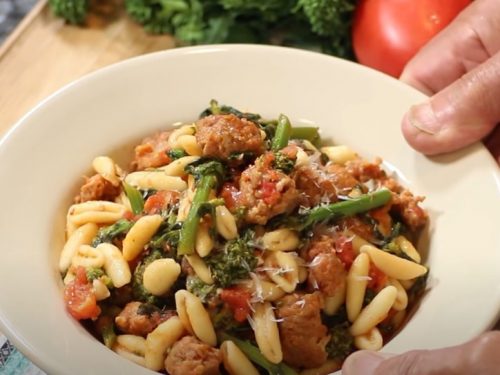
[408,102,442,135]
[342,351,394,375]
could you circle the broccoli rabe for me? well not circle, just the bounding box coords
[48,0,89,24]
[86,267,104,282]
[186,276,217,303]
[273,152,295,174]
[205,230,257,287]
[325,321,354,361]
[167,148,188,160]
[92,219,133,247]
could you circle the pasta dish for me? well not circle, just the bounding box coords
[59,101,428,374]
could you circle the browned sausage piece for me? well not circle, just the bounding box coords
[239,153,298,225]
[276,293,329,369]
[115,302,175,336]
[293,164,338,207]
[74,174,121,203]
[195,114,264,160]
[165,336,221,375]
[308,252,347,297]
[131,130,172,171]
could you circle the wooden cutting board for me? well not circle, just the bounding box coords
[0,0,175,135]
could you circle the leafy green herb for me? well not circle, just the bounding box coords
[92,219,133,247]
[48,0,89,24]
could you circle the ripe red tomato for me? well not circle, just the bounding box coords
[220,287,252,322]
[352,0,472,77]
[64,266,101,320]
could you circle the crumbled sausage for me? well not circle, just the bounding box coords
[131,130,172,171]
[293,164,338,207]
[165,336,221,375]
[74,174,121,203]
[195,114,264,160]
[114,302,175,336]
[308,253,346,297]
[239,153,298,225]
[344,157,386,182]
[324,163,360,194]
[391,190,428,231]
[276,293,329,369]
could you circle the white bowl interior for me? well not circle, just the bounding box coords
[0,45,499,375]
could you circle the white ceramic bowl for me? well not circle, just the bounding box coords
[0,45,499,375]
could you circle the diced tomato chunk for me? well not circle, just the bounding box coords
[368,263,388,291]
[220,287,251,323]
[64,266,101,320]
[261,181,280,205]
[144,191,179,215]
[335,236,355,270]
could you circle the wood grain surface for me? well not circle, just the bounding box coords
[0,0,175,135]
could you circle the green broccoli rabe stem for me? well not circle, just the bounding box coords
[290,126,320,144]
[301,188,392,230]
[122,182,144,215]
[177,175,217,255]
[102,322,116,349]
[219,333,298,375]
[271,114,292,151]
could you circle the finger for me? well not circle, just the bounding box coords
[400,0,500,94]
[342,331,500,375]
[401,50,500,155]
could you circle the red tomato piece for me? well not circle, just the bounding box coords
[353,0,471,77]
[220,288,252,323]
[367,263,388,291]
[335,236,355,270]
[63,266,101,320]
[144,191,179,215]
[261,181,280,206]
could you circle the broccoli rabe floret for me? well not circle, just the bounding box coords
[167,148,188,160]
[48,0,89,24]
[132,249,163,305]
[86,267,104,282]
[186,276,217,303]
[205,230,257,287]
[325,321,354,361]
[273,152,295,174]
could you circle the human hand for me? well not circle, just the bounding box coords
[342,331,500,374]
[399,0,500,163]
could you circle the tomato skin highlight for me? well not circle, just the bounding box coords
[220,287,252,323]
[352,0,472,77]
[64,266,101,320]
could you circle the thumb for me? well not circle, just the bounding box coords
[342,331,500,375]
[402,51,500,155]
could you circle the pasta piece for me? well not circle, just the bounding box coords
[391,309,407,330]
[122,214,163,261]
[346,253,370,322]
[168,124,195,149]
[176,190,193,222]
[63,270,75,285]
[360,244,427,280]
[115,191,132,212]
[295,147,309,167]
[221,340,260,375]
[344,230,370,254]
[323,281,346,316]
[177,135,202,156]
[350,285,398,336]
[143,259,181,296]
[399,278,416,290]
[97,243,131,288]
[195,220,214,257]
[175,290,216,346]
[157,155,200,176]
[67,201,126,228]
[145,316,185,371]
[320,145,358,165]
[92,156,121,186]
[71,244,105,269]
[354,327,383,351]
[395,235,421,263]
[59,222,98,273]
[264,251,299,293]
[185,254,214,284]
[293,255,308,283]
[114,334,147,367]
[388,278,408,311]
[215,206,238,240]
[243,275,286,302]
[92,278,110,301]
[260,228,300,252]
[125,171,187,192]
[252,302,283,364]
